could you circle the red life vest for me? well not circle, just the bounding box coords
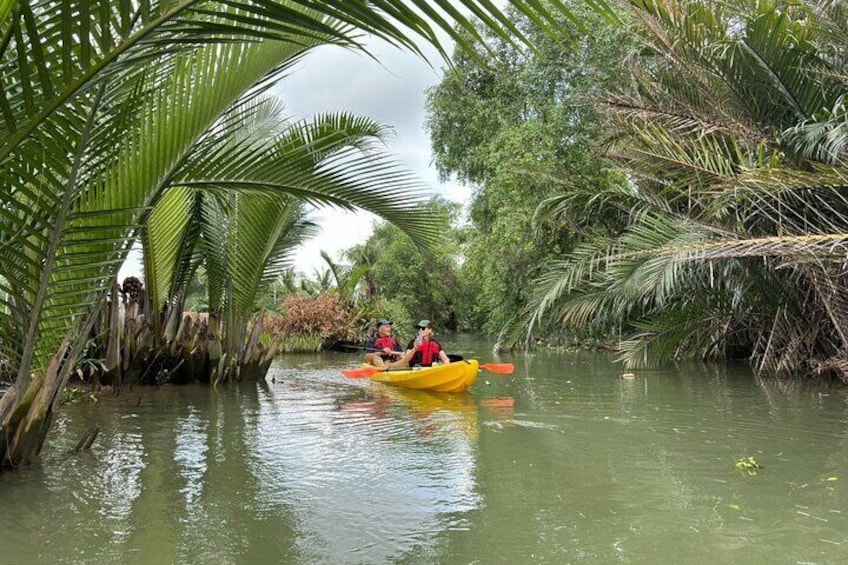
[369,336,400,357]
[414,340,441,367]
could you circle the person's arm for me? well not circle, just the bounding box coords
[399,339,420,366]
[439,350,450,364]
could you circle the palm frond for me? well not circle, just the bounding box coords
[0,0,593,164]
[0,34,324,382]
[144,187,198,310]
[177,107,442,246]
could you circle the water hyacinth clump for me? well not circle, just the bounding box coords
[735,456,761,476]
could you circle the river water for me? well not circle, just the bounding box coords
[3,336,848,564]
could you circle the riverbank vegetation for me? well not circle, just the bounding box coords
[76,0,848,385]
[422,0,848,384]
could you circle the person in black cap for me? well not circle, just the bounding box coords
[405,319,451,367]
[365,319,407,367]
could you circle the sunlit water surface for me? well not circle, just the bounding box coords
[3,336,848,564]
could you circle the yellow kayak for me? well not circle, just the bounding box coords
[365,359,480,392]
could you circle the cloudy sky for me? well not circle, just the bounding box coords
[276,38,470,275]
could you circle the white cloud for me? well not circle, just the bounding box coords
[290,207,377,275]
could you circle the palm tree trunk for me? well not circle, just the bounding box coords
[104,284,123,384]
[1,300,103,467]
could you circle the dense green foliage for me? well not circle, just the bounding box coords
[358,199,468,331]
[425,2,631,336]
[422,0,848,380]
[522,0,848,380]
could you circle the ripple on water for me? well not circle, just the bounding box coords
[6,348,848,564]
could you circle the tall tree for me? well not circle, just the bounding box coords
[426,1,630,336]
[350,198,467,330]
[344,240,382,301]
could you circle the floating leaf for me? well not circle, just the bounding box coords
[735,456,761,476]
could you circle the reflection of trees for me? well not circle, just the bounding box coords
[176,383,302,562]
[126,386,302,562]
[17,347,848,562]
[2,386,303,562]
[753,372,848,489]
[429,352,639,563]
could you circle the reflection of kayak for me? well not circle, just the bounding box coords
[364,359,479,392]
[378,387,479,440]
[379,387,477,415]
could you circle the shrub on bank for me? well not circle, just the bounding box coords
[260,293,416,353]
[263,292,358,350]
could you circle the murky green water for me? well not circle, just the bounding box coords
[3,336,848,564]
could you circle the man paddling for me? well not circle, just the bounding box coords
[365,319,411,368]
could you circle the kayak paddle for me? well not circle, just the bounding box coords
[479,363,514,375]
[341,366,386,379]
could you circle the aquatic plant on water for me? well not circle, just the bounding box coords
[735,457,761,476]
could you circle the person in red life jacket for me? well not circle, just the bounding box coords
[365,319,410,368]
[405,320,451,367]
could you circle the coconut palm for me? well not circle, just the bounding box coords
[521,0,848,380]
[0,0,592,467]
[318,251,354,296]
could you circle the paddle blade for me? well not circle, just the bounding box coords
[479,363,515,375]
[341,366,383,379]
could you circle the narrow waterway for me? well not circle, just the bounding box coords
[3,336,848,564]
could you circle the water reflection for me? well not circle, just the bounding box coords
[251,372,481,564]
[479,396,515,419]
[4,341,848,563]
